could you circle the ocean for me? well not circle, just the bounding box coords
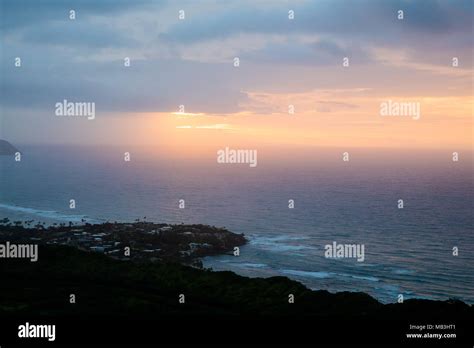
[1,144,473,304]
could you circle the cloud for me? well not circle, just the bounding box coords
[245,38,374,66]
[0,53,249,114]
[156,0,472,69]
[17,20,138,48]
[159,0,472,43]
[240,88,369,115]
[1,0,472,120]
[316,101,359,113]
[176,123,235,130]
[1,0,156,31]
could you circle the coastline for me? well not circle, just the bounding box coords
[0,242,472,320]
[1,219,473,345]
[0,220,472,316]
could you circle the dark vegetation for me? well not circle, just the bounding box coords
[0,245,471,319]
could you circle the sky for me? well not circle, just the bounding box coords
[0,0,472,153]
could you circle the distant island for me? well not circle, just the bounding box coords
[0,139,20,155]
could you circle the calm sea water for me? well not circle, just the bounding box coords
[1,145,473,303]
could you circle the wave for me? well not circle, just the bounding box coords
[250,235,311,242]
[281,269,379,282]
[392,269,416,275]
[249,235,314,252]
[340,273,379,282]
[281,269,332,279]
[0,202,96,223]
[237,263,268,269]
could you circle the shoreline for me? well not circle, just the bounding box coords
[0,218,472,335]
[1,218,472,306]
[0,243,471,320]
